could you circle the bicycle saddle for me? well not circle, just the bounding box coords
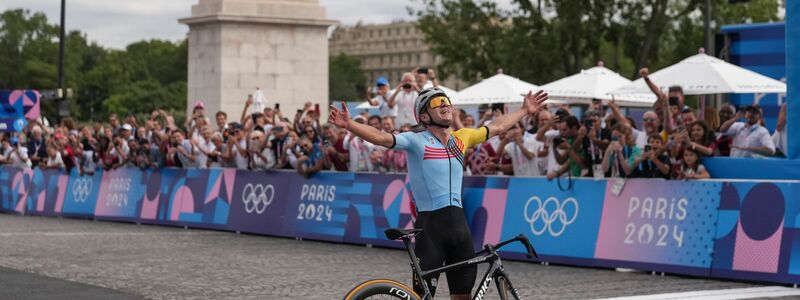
[384,228,423,240]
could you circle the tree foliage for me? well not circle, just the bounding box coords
[0,9,187,122]
[329,53,367,102]
[411,0,782,84]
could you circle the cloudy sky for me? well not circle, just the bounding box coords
[0,0,514,49]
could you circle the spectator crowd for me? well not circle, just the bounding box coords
[0,67,789,181]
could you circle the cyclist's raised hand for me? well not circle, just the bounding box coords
[523,90,548,115]
[329,102,351,129]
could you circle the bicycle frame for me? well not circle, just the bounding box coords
[399,235,532,300]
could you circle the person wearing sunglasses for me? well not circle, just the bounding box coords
[329,87,548,299]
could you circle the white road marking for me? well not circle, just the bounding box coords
[598,286,800,300]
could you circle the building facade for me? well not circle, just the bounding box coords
[329,21,465,90]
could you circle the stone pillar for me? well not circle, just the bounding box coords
[180,0,337,124]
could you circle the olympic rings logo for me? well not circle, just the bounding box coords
[523,196,579,237]
[242,183,274,214]
[72,178,93,203]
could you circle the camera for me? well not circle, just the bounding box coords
[644,145,652,152]
[583,119,594,128]
[417,68,429,74]
[611,136,620,142]
[553,137,564,146]
[402,83,412,89]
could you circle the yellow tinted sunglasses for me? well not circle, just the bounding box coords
[428,96,452,108]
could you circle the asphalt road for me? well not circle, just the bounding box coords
[0,214,793,300]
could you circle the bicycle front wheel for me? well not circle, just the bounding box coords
[497,275,512,300]
[343,279,421,300]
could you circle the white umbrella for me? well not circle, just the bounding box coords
[611,49,787,95]
[453,71,539,105]
[538,63,656,108]
[356,85,460,109]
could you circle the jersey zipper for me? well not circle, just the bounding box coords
[431,133,453,207]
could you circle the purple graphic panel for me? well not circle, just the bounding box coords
[227,170,290,237]
[25,169,69,217]
[711,182,800,284]
[0,167,34,214]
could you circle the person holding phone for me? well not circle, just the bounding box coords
[2,136,31,168]
[640,67,682,134]
[366,77,398,123]
[388,72,420,128]
[601,123,641,178]
[415,67,438,89]
[631,134,671,179]
[719,105,775,158]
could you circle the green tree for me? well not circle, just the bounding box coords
[329,53,367,102]
[410,0,782,84]
[0,8,189,122]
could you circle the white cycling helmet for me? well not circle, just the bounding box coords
[413,87,448,125]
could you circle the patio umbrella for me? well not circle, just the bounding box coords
[538,62,656,108]
[452,70,539,105]
[611,49,787,95]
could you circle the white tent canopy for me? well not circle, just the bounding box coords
[452,72,539,105]
[538,64,656,108]
[611,49,787,95]
[356,85,459,109]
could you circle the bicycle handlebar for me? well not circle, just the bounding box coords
[481,234,538,259]
[516,234,538,259]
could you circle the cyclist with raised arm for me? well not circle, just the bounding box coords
[330,88,547,300]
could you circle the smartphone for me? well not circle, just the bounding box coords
[275,103,280,110]
[491,103,504,112]
[611,136,620,142]
[668,96,679,107]
[553,137,564,146]
[315,104,320,116]
[417,68,428,74]
[644,145,652,152]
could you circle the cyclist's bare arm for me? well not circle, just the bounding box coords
[487,90,548,139]
[329,103,394,148]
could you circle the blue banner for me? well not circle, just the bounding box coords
[2,166,800,285]
[498,178,606,263]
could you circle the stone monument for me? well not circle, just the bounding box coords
[180,0,337,123]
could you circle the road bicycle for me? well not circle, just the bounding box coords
[344,228,538,300]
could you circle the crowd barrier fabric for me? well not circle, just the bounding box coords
[1,166,799,284]
[594,179,720,276]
